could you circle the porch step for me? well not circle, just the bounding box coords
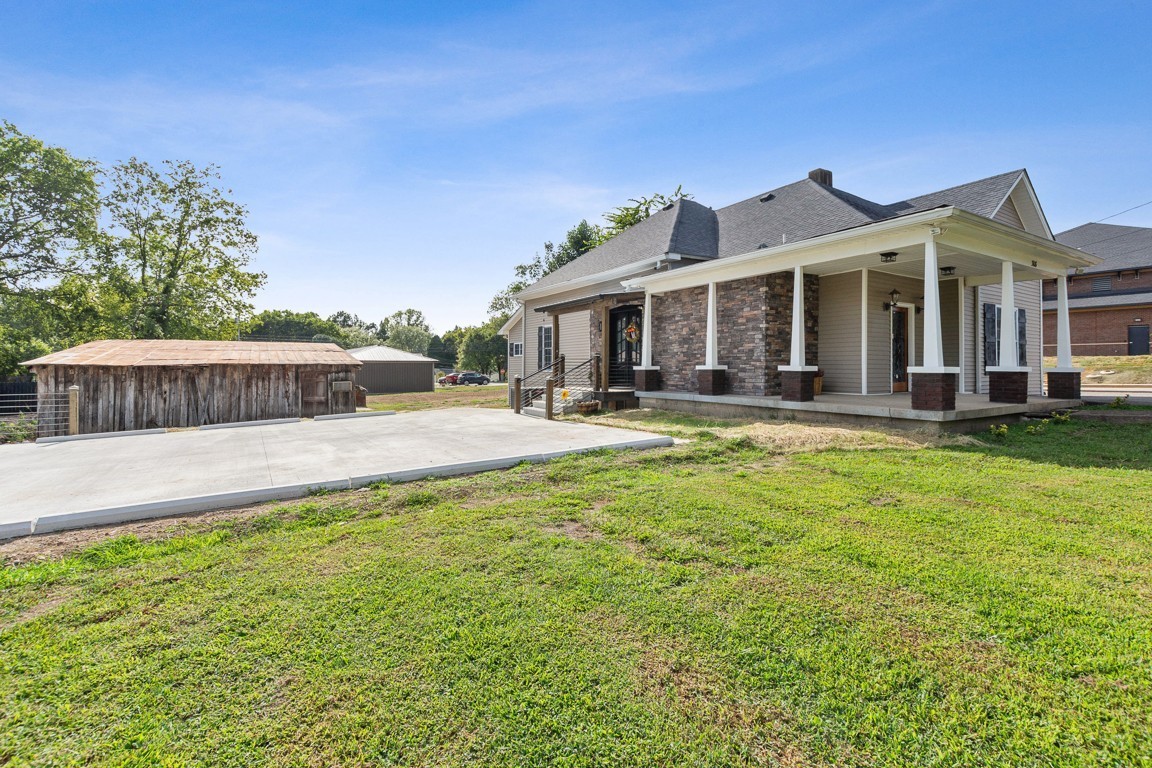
[521,406,548,419]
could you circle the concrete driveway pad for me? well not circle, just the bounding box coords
[0,408,673,538]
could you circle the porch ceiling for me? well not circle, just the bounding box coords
[803,241,1055,283]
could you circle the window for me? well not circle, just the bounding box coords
[983,303,1027,369]
[508,342,523,357]
[537,326,553,370]
[1092,276,1112,293]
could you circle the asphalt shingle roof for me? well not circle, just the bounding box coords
[1055,223,1152,274]
[522,169,1031,294]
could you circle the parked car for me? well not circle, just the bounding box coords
[437,372,460,385]
[456,372,491,386]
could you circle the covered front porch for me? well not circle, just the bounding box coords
[622,207,1097,425]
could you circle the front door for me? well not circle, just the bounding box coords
[608,306,642,388]
[1129,325,1150,356]
[892,307,909,392]
[299,372,327,417]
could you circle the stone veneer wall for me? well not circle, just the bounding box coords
[651,273,818,395]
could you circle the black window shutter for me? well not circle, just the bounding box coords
[983,303,999,369]
[1016,309,1027,367]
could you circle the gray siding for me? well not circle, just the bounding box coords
[866,271,924,393]
[962,283,977,393]
[939,278,961,368]
[505,315,524,380]
[559,310,592,363]
[358,361,434,394]
[976,280,1044,396]
[817,272,862,393]
[993,197,1025,229]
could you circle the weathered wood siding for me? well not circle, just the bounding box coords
[33,364,358,434]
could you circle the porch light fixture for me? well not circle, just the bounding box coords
[880,251,898,263]
[940,266,956,276]
[883,288,901,311]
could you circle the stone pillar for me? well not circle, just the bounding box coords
[1045,274,1082,399]
[634,291,661,390]
[989,371,1030,404]
[907,236,960,410]
[695,281,727,395]
[910,372,956,411]
[778,266,818,401]
[986,260,1031,403]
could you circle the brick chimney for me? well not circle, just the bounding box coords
[808,168,833,186]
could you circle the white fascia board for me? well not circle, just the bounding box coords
[939,211,1099,272]
[498,306,524,337]
[1011,170,1054,240]
[622,209,952,293]
[513,258,664,301]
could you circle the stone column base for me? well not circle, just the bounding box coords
[911,372,956,411]
[634,368,661,392]
[989,371,1030,404]
[781,370,816,402]
[1046,371,1081,399]
[697,368,727,396]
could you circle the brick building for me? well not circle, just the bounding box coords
[503,168,1096,427]
[1042,224,1152,356]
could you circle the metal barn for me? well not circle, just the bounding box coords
[347,346,436,394]
[23,340,361,434]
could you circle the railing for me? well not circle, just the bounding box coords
[607,360,636,388]
[0,389,75,442]
[512,355,598,419]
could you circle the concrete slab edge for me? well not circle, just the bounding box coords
[6,437,674,540]
[199,417,300,430]
[313,410,396,421]
[36,427,167,444]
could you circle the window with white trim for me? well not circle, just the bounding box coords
[983,303,1027,369]
[537,326,553,370]
[508,342,523,357]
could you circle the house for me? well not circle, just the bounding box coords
[347,345,437,394]
[1042,223,1152,356]
[502,168,1097,430]
[23,339,361,434]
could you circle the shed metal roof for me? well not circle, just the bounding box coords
[346,345,438,363]
[23,339,361,368]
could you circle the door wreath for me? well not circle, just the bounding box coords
[624,322,641,343]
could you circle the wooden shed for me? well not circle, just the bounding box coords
[347,346,437,394]
[23,340,361,434]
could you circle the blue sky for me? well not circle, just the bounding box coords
[3,1,1150,333]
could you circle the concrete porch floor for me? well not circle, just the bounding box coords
[636,390,1081,432]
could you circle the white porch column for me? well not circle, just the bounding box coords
[640,291,654,368]
[703,281,720,368]
[1056,274,1073,369]
[789,266,805,367]
[998,260,1019,369]
[922,237,945,369]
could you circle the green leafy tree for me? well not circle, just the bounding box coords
[458,317,507,378]
[0,122,99,296]
[598,185,691,243]
[92,158,265,339]
[245,309,343,342]
[385,325,432,355]
[380,308,430,338]
[440,326,467,368]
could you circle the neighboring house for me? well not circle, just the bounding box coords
[1042,223,1152,356]
[347,345,437,394]
[503,168,1097,423]
[23,340,360,434]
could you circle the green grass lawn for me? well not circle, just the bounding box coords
[366,383,508,412]
[3,416,1151,766]
[1045,355,1152,385]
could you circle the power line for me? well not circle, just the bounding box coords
[1095,199,1152,224]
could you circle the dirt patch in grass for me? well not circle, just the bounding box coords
[0,501,282,565]
[366,385,508,412]
[0,586,78,630]
[542,520,603,541]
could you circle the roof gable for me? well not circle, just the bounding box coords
[1056,222,1152,273]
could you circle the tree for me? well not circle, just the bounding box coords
[92,158,265,339]
[385,325,431,355]
[0,122,99,296]
[245,309,343,341]
[598,185,692,244]
[457,317,507,378]
[380,308,430,337]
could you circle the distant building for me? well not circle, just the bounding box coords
[347,346,436,394]
[1044,224,1152,356]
